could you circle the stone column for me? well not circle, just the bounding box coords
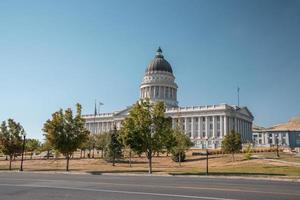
[198,117,201,138]
[184,117,187,136]
[220,116,223,138]
[212,116,216,138]
[234,117,237,132]
[205,116,209,138]
[224,116,227,136]
[191,117,194,139]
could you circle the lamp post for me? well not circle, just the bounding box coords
[206,138,209,176]
[20,134,26,171]
[275,134,280,158]
[92,142,95,158]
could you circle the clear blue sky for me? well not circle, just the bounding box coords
[0,0,299,140]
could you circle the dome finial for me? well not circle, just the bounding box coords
[157,46,162,53]
[156,46,163,58]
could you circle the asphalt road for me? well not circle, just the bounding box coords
[0,172,299,200]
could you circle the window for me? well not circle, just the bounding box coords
[269,139,273,144]
[282,138,286,145]
[155,86,159,97]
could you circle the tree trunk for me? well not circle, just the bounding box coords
[129,149,132,167]
[9,155,12,170]
[80,150,82,158]
[83,150,86,158]
[47,149,50,159]
[148,151,152,174]
[66,155,70,171]
[179,152,181,167]
[101,149,104,158]
[30,152,33,160]
[112,152,115,166]
[232,153,235,162]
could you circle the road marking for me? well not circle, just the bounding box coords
[1,177,300,197]
[0,183,237,200]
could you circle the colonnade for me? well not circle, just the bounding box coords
[140,86,177,100]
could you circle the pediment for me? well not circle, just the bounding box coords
[238,107,254,119]
[113,106,132,118]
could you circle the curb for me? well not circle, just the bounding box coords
[1,170,300,182]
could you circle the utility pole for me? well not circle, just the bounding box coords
[20,134,26,171]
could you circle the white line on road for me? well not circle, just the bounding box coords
[0,183,238,200]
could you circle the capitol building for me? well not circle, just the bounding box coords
[83,48,254,149]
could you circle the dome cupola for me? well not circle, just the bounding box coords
[140,47,178,107]
[145,47,173,74]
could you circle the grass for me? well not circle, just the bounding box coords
[0,151,299,178]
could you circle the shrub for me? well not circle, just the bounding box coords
[171,152,186,162]
[244,144,252,160]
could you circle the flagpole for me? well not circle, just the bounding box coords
[94,100,97,134]
[237,87,240,107]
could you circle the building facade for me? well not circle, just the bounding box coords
[253,117,300,149]
[83,48,254,149]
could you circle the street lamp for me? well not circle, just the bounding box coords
[206,138,208,176]
[275,134,280,158]
[20,134,26,171]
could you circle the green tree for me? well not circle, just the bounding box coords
[152,102,174,156]
[40,140,53,159]
[244,143,252,160]
[0,119,25,170]
[94,132,110,158]
[221,130,242,161]
[171,126,193,166]
[81,134,95,158]
[25,138,41,159]
[120,100,174,174]
[43,103,89,171]
[106,125,123,166]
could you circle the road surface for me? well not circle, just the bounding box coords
[0,172,299,200]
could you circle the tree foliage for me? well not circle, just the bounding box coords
[80,133,96,158]
[171,125,193,165]
[94,132,110,158]
[43,103,89,171]
[120,100,174,173]
[244,143,252,160]
[106,125,123,165]
[26,138,41,159]
[221,130,242,161]
[0,119,25,170]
